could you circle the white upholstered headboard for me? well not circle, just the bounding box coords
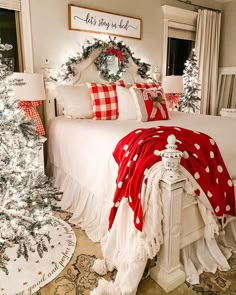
[43,38,153,132]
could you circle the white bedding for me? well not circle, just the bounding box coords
[47,111,236,294]
[48,111,236,239]
[48,110,236,191]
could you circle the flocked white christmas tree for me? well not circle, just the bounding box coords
[178,48,201,113]
[0,39,61,274]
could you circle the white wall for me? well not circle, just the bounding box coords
[29,0,226,75]
[29,0,164,75]
[219,1,236,67]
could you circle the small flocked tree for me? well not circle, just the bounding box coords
[178,48,201,113]
[0,39,61,274]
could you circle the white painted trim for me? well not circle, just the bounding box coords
[162,18,169,78]
[20,0,34,72]
[219,66,236,75]
[162,5,197,26]
[0,0,20,11]
[168,21,196,32]
[161,5,198,77]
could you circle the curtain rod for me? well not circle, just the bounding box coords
[176,0,222,12]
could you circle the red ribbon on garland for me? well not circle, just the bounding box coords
[106,49,123,66]
[18,101,45,135]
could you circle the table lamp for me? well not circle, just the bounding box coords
[162,75,183,111]
[11,72,46,135]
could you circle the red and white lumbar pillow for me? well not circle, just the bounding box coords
[130,86,169,122]
[135,82,162,89]
[86,82,119,120]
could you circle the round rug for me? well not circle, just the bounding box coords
[0,217,76,295]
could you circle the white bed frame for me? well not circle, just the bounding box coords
[44,50,207,293]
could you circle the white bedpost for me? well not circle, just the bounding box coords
[150,135,186,292]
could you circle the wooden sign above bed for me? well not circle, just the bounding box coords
[68,4,142,40]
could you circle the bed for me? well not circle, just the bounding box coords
[45,38,236,294]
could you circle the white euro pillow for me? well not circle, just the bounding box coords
[116,85,137,120]
[55,84,93,119]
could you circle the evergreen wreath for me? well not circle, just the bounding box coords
[53,37,152,82]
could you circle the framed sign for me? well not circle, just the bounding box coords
[68,4,142,40]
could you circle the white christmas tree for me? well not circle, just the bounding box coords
[178,48,201,113]
[0,39,61,274]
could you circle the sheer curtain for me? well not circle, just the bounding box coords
[195,9,221,115]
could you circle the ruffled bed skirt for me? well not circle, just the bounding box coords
[48,162,236,294]
[48,163,112,242]
[181,218,236,287]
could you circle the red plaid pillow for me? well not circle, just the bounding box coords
[135,82,162,89]
[130,86,169,122]
[111,80,126,87]
[87,82,119,120]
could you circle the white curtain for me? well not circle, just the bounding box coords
[195,10,221,115]
[216,74,236,114]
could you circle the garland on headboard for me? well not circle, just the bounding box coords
[53,37,152,82]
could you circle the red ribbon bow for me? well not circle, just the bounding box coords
[106,49,123,66]
[18,101,45,135]
[165,93,181,110]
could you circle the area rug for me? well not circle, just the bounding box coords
[33,212,236,295]
[185,254,236,295]
[0,217,76,295]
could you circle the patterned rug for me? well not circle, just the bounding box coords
[34,212,236,295]
[185,255,236,295]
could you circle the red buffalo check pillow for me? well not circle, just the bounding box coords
[130,86,169,122]
[86,82,119,120]
[111,80,126,87]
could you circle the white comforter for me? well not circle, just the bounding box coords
[48,111,236,196]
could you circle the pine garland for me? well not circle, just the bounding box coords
[53,37,152,82]
[179,49,201,113]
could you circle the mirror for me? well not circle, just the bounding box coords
[95,48,126,82]
[106,54,119,75]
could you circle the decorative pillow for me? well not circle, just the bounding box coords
[86,82,119,120]
[55,84,93,119]
[111,80,126,87]
[116,86,137,120]
[130,86,169,122]
[135,82,162,89]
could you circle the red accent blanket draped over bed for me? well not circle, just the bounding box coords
[109,126,235,231]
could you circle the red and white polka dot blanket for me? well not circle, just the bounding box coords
[109,126,235,231]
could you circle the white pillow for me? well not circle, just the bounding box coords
[116,85,137,120]
[56,84,93,119]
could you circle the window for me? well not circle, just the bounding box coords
[0,7,23,72]
[162,5,197,77]
[166,37,193,75]
[0,0,34,72]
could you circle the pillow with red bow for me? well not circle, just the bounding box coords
[130,86,169,122]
